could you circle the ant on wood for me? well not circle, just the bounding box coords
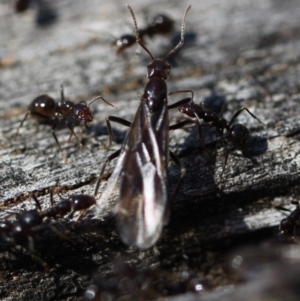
[276,201,300,242]
[94,5,192,249]
[0,191,96,249]
[15,85,116,163]
[113,12,174,55]
[12,0,57,26]
[0,191,96,270]
[168,90,264,173]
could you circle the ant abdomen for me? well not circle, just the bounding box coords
[70,195,96,211]
[28,94,56,121]
[13,209,43,238]
[148,14,174,36]
[114,34,137,55]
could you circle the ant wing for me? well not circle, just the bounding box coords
[95,151,126,215]
[115,101,169,249]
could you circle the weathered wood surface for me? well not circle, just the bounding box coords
[1,0,300,300]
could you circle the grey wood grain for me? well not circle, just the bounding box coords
[1,0,300,300]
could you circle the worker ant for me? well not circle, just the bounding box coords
[276,201,300,242]
[12,0,57,26]
[169,90,264,172]
[0,191,96,271]
[15,86,116,163]
[0,191,96,247]
[113,12,174,55]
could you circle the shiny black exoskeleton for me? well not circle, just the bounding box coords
[15,86,116,163]
[169,90,264,171]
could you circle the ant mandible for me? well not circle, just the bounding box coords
[168,90,264,172]
[15,85,116,163]
[113,12,174,55]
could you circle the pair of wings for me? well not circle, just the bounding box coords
[96,98,169,249]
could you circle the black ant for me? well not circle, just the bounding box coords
[276,201,300,241]
[94,5,191,248]
[0,191,96,270]
[12,0,57,26]
[113,13,174,55]
[0,192,96,247]
[12,0,30,13]
[169,90,264,172]
[15,86,116,163]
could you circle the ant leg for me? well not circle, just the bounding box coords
[94,148,122,196]
[167,97,192,110]
[60,84,65,101]
[106,116,131,148]
[51,120,67,164]
[169,89,194,99]
[24,240,50,272]
[168,90,193,110]
[65,120,82,147]
[228,107,265,127]
[32,195,42,211]
[165,150,186,224]
[169,119,193,130]
[14,111,30,140]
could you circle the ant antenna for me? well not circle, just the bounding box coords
[126,4,191,61]
[126,4,155,61]
[60,84,65,101]
[88,96,118,109]
[164,5,191,61]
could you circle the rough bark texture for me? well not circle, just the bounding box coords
[1,0,300,300]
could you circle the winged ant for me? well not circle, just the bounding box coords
[113,12,174,55]
[14,86,116,164]
[94,5,192,249]
[168,90,264,173]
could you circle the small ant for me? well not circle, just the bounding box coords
[12,0,30,13]
[113,13,174,55]
[12,0,57,26]
[0,192,96,271]
[169,90,264,172]
[15,86,116,163]
[276,201,300,241]
[0,192,96,247]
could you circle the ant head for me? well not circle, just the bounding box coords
[72,103,93,122]
[126,4,191,77]
[229,124,249,148]
[147,59,171,80]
